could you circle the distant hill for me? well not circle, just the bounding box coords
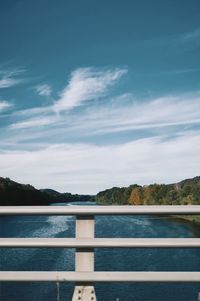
[1,176,200,206]
[41,189,94,203]
[95,176,200,205]
[0,177,94,206]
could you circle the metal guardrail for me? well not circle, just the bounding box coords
[1,205,200,300]
[1,205,200,215]
[1,237,200,248]
[1,271,200,282]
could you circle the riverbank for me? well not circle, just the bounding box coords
[168,215,200,237]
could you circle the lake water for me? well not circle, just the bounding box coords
[1,202,200,301]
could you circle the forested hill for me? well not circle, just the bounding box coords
[95,177,200,205]
[1,176,200,206]
[0,177,94,205]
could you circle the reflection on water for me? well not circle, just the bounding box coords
[56,282,60,301]
[1,202,200,301]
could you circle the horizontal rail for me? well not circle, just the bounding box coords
[1,205,200,215]
[1,238,200,248]
[1,271,200,282]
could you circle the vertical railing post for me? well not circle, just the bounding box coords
[72,215,97,301]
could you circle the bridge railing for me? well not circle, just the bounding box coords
[1,205,200,300]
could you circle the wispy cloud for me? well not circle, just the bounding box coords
[10,115,58,129]
[8,91,200,138]
[0,132,199,194]
[0,100,13,112]
[141,27,200,54]
[35,84,52,96]
[145,68,200,77]
[182,28,200,43]
[10,66,127,129]
[0,68,25,88]
[53,67,127,112]
[81,93,200,135]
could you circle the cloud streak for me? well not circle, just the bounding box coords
[10,92,200,136]
[10,66,128,129]
[7,89,200,150]
[10,115,59,129]
[35,84,52,96]
[0,100,13,112]
[53,67,127,112]
[182,28,200,44]
[84,93,200,135]
[0,68,25,88]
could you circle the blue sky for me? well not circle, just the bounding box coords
[0,0,200,193]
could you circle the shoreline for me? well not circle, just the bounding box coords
[167,215,200,237]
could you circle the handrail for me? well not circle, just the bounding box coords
[1,205,200,215]
[1,237,200,248]
[1,205,200,300]
[1,271,200,282]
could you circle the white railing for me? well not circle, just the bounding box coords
[1,205,200,301]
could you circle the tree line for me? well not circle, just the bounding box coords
[95,177,200,205]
